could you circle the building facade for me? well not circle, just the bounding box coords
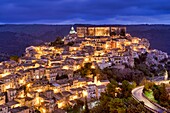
[77,26,126,38]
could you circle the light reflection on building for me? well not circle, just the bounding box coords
[77,26,126,37]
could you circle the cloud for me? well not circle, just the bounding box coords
[0,0,170,24]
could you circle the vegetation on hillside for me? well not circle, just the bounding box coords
[1,25,170,59]
[10,55,19,62]
[134,52,154,77]
[74,63,107,80]
[90,80,150,113]
[50,37,64,46]
[67,41,74,46]
[102,67,145,85]
[144,82,170,110]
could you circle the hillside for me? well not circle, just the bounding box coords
[126,25,170,53]
[0,24,170,61]
[0,25,71,56]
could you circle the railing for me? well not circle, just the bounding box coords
[131,93,158,113]
[142,92,170,113]
[132,80,170,113]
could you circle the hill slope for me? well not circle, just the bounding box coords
[0,24,170,60]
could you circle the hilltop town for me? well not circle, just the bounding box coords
[0,26,169,113]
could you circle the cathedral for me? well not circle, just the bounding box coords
[64,26,77,45]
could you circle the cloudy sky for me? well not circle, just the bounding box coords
[1,0,170,24]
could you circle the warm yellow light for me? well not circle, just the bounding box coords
[115,87,121,91]
[19,92,25,98]
[100,52,104,56]
[133,47,137,51]
[63,66,69,70]
[58,102,63,108]
[54,88,59,93]
[72,95,78,100]
[84,58,89,62]
[13,103,20,108]
[19,79,24,85]
[27,93,32,97]
[42,108,46,113]
[5,84,10,90]
[74,65,81,71]
[124,41,131,46]
[35,97,40,106]
[37,89,42,92]
[83,90,88,97]
[97,81,101,86]
[94,53,98,56]
[1,72,11,77]
[73,47,77,51]
[77,65,81,70]
[40,99,44,103]
[105,44,109,49]
[91,65,95,69]
[138,45,145,49]
[35,63,40,68]
[27,83,31,88]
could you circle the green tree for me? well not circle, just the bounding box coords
[152,85,160,101]
[90,81,151,113]
[10,55,19,62]
[144,82,154,91]
[84,63,92,69]
[159,84,169,102]
[67,41,74,46]
[75,63,94,78]
[106,83,116,98]
[109,98,125,113]
[50,37,64,46]
[122,80,130,98]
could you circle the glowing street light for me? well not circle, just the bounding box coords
[83,90,88,97]
[19,79,24,85]
[27,83,31,88]
[58,102,63,108]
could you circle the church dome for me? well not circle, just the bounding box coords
[69,26,77,34]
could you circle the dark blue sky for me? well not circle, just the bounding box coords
[1,0,170,24]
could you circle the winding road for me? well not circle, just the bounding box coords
[132,86,165,113]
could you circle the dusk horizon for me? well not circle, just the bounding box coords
[1,0,170,24]
[1,23,170,25]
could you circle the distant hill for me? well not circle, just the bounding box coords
[0,24,170,61]
[0,24,71,56]
[126,25,170,54]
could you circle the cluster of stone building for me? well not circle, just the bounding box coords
[0,25,168,113]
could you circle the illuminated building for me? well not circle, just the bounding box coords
[77,26,126,37]
[64,26,77,45]
[77,27,87,37]
[0,23,159,112]
[0,93,6,105]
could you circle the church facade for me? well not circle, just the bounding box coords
[76,26,126,38]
